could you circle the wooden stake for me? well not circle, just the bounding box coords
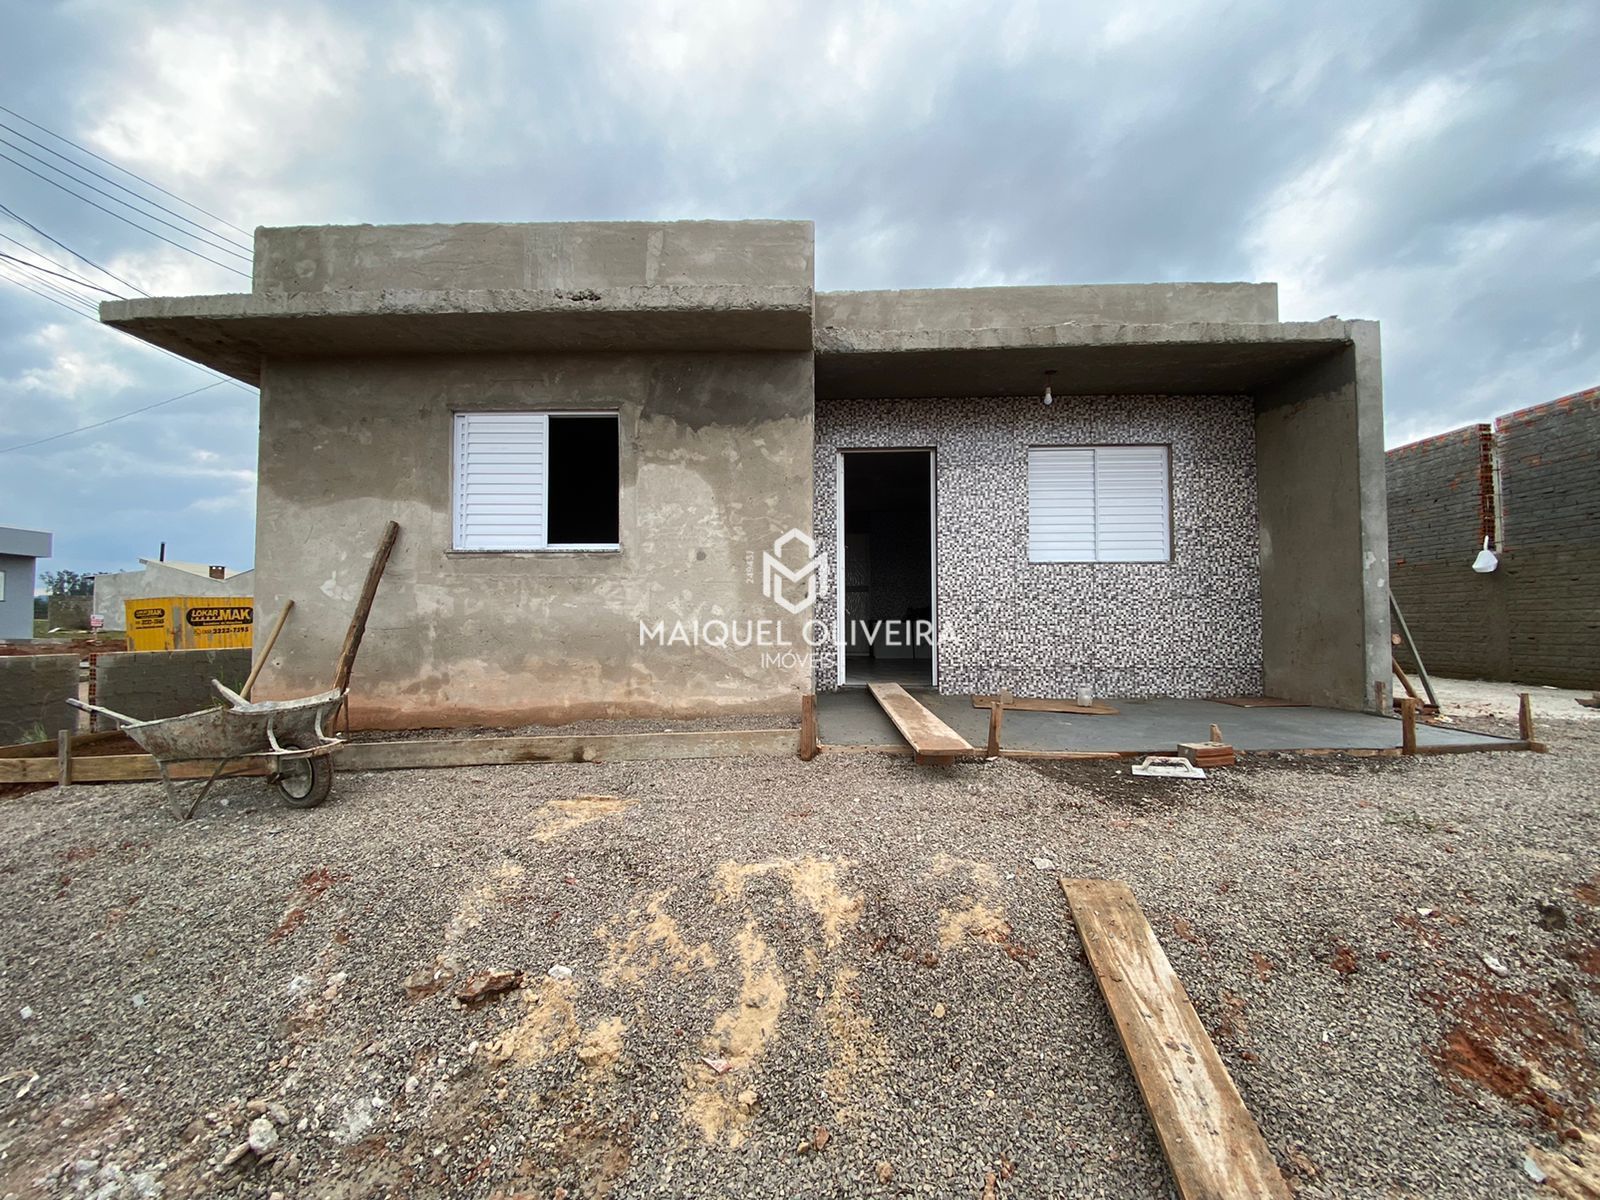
[332,521,400,694]
[1208,723,1223,743]
[242,599,294,699]
[798,692,818,761]
[1517,693,1548,751]
[986,688,1011,758]
[1392,657,1421,703]
[57,728,72,786]
[1400,697,1418,755]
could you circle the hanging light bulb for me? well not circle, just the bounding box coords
[1472,536,1498,573]
[1043,369,1056,406]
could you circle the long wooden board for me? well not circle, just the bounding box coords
[1059,878,1291,1200]
[970,694,1118,715]
[867,682,973,763]
[0,728,797,784]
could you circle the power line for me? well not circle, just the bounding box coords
[0,201,149,296]
[0,104,251,238]
[0,251,120,295]
[0,270,256,394]
[0,379,233,455]
[0,230,128,297]
[0,141,251,261]
[0,266,99,314]
[0,119,250,253]
[0,153,250,277]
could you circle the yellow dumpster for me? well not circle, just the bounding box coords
[124,597,254,651]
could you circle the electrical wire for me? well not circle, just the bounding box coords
[0,251,121,295]
[0,118,251,252]
[0,266,99,314]
[0,153,250,277]
[0,103,251,238]
[0,268,100,318]
[0,201,149,296]
[0,379,232,455]
[0,139,251,260]
[0,230,127,297]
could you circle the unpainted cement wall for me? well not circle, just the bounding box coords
[0,653,77,743]
[815,282,1278,331]
[94,648,253,726]
[1387,387,1600,687]
[1254,325,1390,712]
[813,394,1264,698]
[252,352,814,728]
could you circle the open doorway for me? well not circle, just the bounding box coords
[837,449,935,687]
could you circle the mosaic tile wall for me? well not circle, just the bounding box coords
[812,395,1264,697]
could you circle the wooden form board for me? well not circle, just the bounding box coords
[867,682,973,763]
[0,728,798,784]
[970,695,1119,715]
[1059,878,1291,1200]
[1212,697,1306,709]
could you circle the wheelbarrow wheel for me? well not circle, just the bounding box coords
[275,744,333,809]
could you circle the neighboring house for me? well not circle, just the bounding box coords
[1387,386,1599,688]
[93,558,254,631]
[101,221,1389,728]
[0,526,51,640]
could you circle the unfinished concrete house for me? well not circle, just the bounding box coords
[100,220,1391,733]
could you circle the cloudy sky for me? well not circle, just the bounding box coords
[0,0,1596,579]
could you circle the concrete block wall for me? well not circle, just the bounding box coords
[94,648,252,726]
[1387,386,1600,687]
[0,654,78,743]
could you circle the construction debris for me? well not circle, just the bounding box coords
[1131,756,1206,779]
[1178,741,1237,769]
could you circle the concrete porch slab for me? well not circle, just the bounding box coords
[817,689,1519,754]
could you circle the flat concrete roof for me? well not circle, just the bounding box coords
[100,286,816,384]
[814,319,1362,399]
[0,526,51,559]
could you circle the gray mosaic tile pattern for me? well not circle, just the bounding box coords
[812,395,1263,697]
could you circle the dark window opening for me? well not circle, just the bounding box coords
[547,415,620,546]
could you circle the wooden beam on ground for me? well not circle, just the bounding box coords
[798,693,818,762]
[1059,878,1292,1200]
[970,694,1118,715]
[867,682,974,764]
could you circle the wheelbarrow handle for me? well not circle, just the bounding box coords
[66,697,141,727]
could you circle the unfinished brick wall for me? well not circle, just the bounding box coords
[1386,386,1600,687]
[94,648,252,727]
[0,653,79,744]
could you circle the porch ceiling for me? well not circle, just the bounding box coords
[813,318,1356,399]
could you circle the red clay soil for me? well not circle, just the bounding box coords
[1425,968,1595,1131]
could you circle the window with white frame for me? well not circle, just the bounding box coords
[1027,445,1170,562]
[452,411,620,551]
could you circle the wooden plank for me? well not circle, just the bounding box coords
[1059,878,1292,1200]
[971,694,1118,715]
[798,693,818,762]
[1212,697,1306,709]
[0,729,797,785]
[0,729,129,760]
[868,683,973,762]
[332,521,399,693]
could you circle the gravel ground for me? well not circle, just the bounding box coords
[1,722,1597,1199]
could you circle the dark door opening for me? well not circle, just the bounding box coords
[841,450,934,687]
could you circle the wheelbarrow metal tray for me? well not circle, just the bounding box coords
[122,689,345,762]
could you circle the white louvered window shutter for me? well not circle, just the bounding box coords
[1028,445,1169,562]
[1093,446,1169,561]
[1027,447,1096,562]
[453,412,550,550]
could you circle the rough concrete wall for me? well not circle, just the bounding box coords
[253,351,814,728]
[94,565,255,630]
[1255,326,1389,712]
[816,282,1279,331]
[813,395,1263,698]
[0,554,35,640]
[94,648,253,726]
[0,653,77,743]
[1384,425,1507,679]
[1495,389,1600,686]
[256,221,814,293]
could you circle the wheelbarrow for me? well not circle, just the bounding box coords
[69,681,346,819]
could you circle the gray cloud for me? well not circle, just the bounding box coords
[1,0,1596,576]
